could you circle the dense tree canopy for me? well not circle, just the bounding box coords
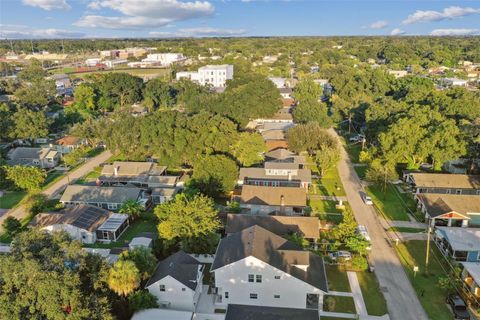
[190,154,238,197]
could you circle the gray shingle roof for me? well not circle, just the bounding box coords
[226,214,320,240]
[60,185,142,204]
[411,173,480,189]
[225,304,319,320]
[145,251,201,290]
[211,225,328,292]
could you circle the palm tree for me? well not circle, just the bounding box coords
[108,260,140,296]
[119,200,143,221]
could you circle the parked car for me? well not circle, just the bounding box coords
[362,194,373,205]
[357,225,372,250]
[349,134,365,143]
[329,251,352,262]
[446,295,470,320]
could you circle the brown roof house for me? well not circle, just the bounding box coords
[54,136,87,154]
[416,193,480,228]
[405,173,480,196]
[31,205,129,244]
[226,214,320,242]
[234,185,307,215]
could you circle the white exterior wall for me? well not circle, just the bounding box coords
[146,275,202,311]
[43,224,96,244]
[240,204,297,215]
[198,65,233,87]
[213,256,323,309]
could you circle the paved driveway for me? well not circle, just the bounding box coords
[0,150,112,231]
[330,129,428,320]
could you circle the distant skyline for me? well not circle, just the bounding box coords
[1,0,480,39]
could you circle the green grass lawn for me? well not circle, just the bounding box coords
[388,227,426,233]
[367,184,411,221]
[76,166,102,185]
[84,215,158,249]
[354,165,367,179]
[42,171,65,189]
[309,199,344,214]
[325,265,352,292]
[0,191,27,209]
[357,271,388,316]
[395,240,452,320]
[346,144,362,163]
[317,168,346,197]
[323,295,356,314]
[71,68,170,79]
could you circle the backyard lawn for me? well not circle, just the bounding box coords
[316,168,346,197]
[395,240,452,320]
[42,171,65,189]
[0,191,27,209]
[76,166,102,184]
[323,295,356,314]
[325,265,351,292]
[357,271,388,316]
[309,199,343,214]
[367,184,412,221]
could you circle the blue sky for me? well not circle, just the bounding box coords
[0,0,479,38]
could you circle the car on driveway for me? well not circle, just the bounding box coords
[357,225,372,250]
[329,251,352,262]
[446,295,470,320]
[362,194,373,205]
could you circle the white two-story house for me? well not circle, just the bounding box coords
[145,251,204,312]
[210,225,328,310]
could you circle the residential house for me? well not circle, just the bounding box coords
[225,214,320,243]
[53,136,86,154]
[98,161,179,188]
[279,87,293,99]
[441,77,468,87]
[7,147,60,168]
[224,304,319,320]
[265,148,306,167]
[388,70,408,78]
[49,73,71,94]
[235,185,307,215]
[257,122,295,134]
[268,77,288,88]
[211,225,328,310]
[416,194,480,227]
[145,251,204,311]
[60,185,149,211]
[405,173,480,196]
[131,309,193,320]
[461,262,480,299]
[149,187,178,204]
[83,247,121,264]
[238,163,311,189]
[176,64,233,88]
[31,205,129,244]
[434,227,480,262]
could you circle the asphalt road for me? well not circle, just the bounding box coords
[0,150,112,231]
[331,129,429,320]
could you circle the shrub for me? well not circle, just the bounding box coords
[128,290,158,313]
[350,255,368,271]
[24,193,48,215]
[324,296,336,311]
[2,216,23,238]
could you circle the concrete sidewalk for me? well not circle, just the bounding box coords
[347,271,368,316]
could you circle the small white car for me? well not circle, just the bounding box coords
[356,225,371,242]
[329,251,352,261]
[363,195,373,205]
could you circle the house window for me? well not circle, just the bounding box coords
[274,276,281,279]
[248,274,254,282]
[446,189,451,194]
[477,190,480,195]
[182,288,186,291]
[107,203,117,210]
[250,293,258,299]
[274,295,280,299]
[159,285,165,292]
[256,275,262,283]
[456,189,462,195]
[225,292,229,299]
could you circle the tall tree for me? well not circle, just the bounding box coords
[154,193,220,242]
[98,73,144,110]
[108,260,140,297]
[191,155,238,197]
[119,247,156,281]
[286,123,337,154]
[4,165,46,192]
[231,132,266,167]
[10,107,50,145]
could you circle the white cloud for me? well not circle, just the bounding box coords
[402,6,480,24]
[149,27,247,37]
[390,28,405,36]
[22,0,70,10]
[0,24,84,38]
[76,0,214,29]
[430,28,480,36]
[370,20,388,29]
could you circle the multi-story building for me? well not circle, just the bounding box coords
[176,64,233,88]
[211,225,328,310]
[142,53,186,66]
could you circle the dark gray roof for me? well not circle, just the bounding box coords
[60,185,142,204]
[225,304,319,320]
[145,251,201,290]
[211,225,328,292]
[226,214,320,239]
